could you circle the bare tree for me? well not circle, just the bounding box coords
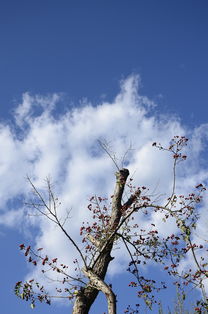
[15,137,208,313]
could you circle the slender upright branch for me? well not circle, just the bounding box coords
[27,177,87,268]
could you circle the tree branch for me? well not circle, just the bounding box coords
[82,268,116,314]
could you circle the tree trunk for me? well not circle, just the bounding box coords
[72,169,129,314]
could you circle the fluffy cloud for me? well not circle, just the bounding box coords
[1,75,208,291]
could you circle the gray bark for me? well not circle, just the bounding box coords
[72,169,129,314]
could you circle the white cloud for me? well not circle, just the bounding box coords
[1,74,208,295]
[14,92,60,127]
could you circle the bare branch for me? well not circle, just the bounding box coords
[98,139,120,170]
[26,177,88,269]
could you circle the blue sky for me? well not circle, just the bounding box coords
[1,1,208,313]
[1,0,208,124]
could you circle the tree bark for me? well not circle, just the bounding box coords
[72,169,129,314]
